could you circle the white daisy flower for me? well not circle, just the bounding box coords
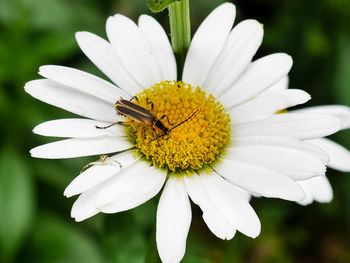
[262,77,350,205]
[25,3,342,263]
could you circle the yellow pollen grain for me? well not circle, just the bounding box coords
[127,81,231,173]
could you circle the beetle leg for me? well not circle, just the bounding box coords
[146,98,154,110]
[130,96,139,102]
[95,120,133,129]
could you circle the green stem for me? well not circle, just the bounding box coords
[168,0,191,80]
[147,0,180,12]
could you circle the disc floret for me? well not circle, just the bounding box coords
[128,81,231,173]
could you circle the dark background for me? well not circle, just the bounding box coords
[0,0,349,262]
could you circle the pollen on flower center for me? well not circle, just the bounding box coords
[127,81,231,173]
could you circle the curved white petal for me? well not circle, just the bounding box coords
[236,187,252,202]
[226,144,326,180]
[229,89,310,124]
[233,136,329,165]
[260,76,289,96]
[219,53,293,109]
[298,176,333,205]
[204,19,263,96]
[30,137,132,159]
[25,79,120,122]
[33,118,126,138]
[235,113,341,140]
[39,65,128,104]
[71,186,100,222]
[156,177,191,263]
[184,174,236,240]
[90,161,165,209]
[182,3,236,87]
[215,158,305,201]
[71,161,166,221]
[75,31,142,95]
[138,15,177,81]
[106,14,162,89]
[199,172,261,238]
[295,105,350,129]
[307,138,350,172]
[64,150,138,197]
[99,168,166,213]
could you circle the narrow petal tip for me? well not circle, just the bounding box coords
[63,189,72,198]
[219,2,236,12]
[24,81,33,94]
[248,223,261,239]
[293,186,307,202]
[29,147,40,158]
[75,31,88,41]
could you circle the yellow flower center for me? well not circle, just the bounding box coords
[127,81,231,173]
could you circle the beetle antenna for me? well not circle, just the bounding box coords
[168,110,198,132]
[150,110,198,142]
[150,133,166,142]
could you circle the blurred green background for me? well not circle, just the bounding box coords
[0,0,349,262]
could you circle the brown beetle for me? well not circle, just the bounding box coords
[96,97,198,139]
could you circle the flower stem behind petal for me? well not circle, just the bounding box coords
[168,0,191,79]
[147,0,181,12]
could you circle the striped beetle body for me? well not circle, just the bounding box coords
[114,99,170,135]
[96,97,198,140]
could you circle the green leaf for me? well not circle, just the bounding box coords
[0,149,35,262]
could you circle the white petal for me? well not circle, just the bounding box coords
[25,79,119,122]
[298,176,333,205]
[184,174,236,240]
[307,138,350,172]
[219,53,293,109]
[138,15,177,81]
[306,176,333,203]
[295,105,350,129]
[204,19,263,96]
[156,177,191,263]
[233,136,329,165]
[64,150,138,197]
[33,118,126,138]
[182,3,236,87]
[215,158,305,201]
[106,14,162,89]
[98,166,166,213]
[236,187,252,202]
[71,161,166,221]
[30,137,132,159]
[260,76,289,96]
[229,89,310,124]
[75,31,142,95]
[226,144,326,180]
[199,172,261,238]
[235,113,341,140]
[39,65,128,104]
[71,186,100,222]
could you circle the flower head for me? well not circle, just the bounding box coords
[25,3,341,262]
